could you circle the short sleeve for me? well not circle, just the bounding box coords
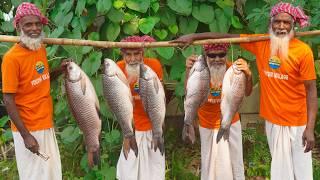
[2,54,19,93]
[240,34,267,55]
[299,47,316,80]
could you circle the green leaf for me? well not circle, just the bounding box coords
[126,0,150,13]
[168,25,178,34]
[82,46,93,54]
[102,166,116,179]
[123,21,139,35]
[181,46,202,58]
[3,129,13,142]
[92,76,103,97]
[151,2,160,13]
[192,4,215,24]
[124,13,135,22]
[231,16,243,29]
[88,32,100,41]
[156,47,175,60]
[80,153,89,171]
[75,0,86,17]
[82,51,102,76]
[175,80,185,97]
[138,17,160,34]
[216,0,235,9]
[48,26,64,38]
[209,8,230,33]
[106,22,120,41]
[87,0,97,5]
[0,116,9,127]
[61,126,81,144]
[179,16,198,34]
[105,129,121,145]
[63,12,74,27]
[159,8,176,26]
[113,0,125,9]
[107,8,125,23]
[0,21,14,32]
[54,99,67,115]
[167,0,192,16]
[154,29,168,40]
[96,0,112,14]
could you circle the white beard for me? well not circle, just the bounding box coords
[209,64,226,88]
[20,30,44,51]
[269,28,294,60]
[125,63,140,83]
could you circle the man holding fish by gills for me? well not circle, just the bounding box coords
[1,2,69,180]
[174,2,318,180]
[115,35,165,180]
[183,43,252,180]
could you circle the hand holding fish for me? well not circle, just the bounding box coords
[235,58,252,78]
[186,55,199,69]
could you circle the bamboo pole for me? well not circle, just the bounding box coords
[0,30,319,48]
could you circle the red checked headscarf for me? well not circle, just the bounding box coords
[270,2,309,28]
[203,43,230,53]
[13,2,48,28]
[120,35,156,51]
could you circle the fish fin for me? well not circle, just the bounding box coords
[153,77,159,94]
[80,74,86,95]
[123,136,138,160]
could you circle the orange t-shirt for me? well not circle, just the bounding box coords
[117,58,163,131]
[2,44,53,131]
[198,62,240,129]
[240,34,316,126]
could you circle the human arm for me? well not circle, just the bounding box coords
[302,80,318,153]
[235,58,253,96]
[3,93,39,153]
[184,55,198,88]
[49,59,72,81]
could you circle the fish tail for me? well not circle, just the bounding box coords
[152,136,165,156]
[129,136,138,158]
[216,128,230,143]
[87,148,100,168]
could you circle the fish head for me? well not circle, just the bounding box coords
[103,58,117,77]
[66,62,82,82]
[139,64,152,81]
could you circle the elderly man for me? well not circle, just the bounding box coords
[184,43,252,180]
[2,2,66,180]
[174,2,318,180]
[116,35,165,180]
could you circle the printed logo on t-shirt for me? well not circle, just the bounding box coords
[133,82,139,93]
[35,61,45,74]
[269,56,281,69]
[210,87,221,97]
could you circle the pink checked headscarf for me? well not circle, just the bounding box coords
[13,2,48,28]
[120,35,156,51]
[203,43,230,53]
[270,2,309,28]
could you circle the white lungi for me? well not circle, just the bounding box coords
[265,120,313,180]
[116,130,165,180]
[199,121,245,180]
[12,128,62,180]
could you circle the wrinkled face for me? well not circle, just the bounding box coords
[66,62,81,81]
[271,13,294,37]
[17,15,43,38]
[205,49,227,67]
[122,49,144,65]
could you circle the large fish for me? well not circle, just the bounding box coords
[217,64,246,143]
[102,58,138,160]
[183,55,210,144]
[64,61,101,168]
[139,64,166,155]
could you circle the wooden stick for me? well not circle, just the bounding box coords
[0,30,319,48]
